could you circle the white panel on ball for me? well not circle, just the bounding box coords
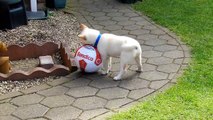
[74,45,102,73]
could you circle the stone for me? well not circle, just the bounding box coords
[0,98,10,104]
[150,80,170,89]
[79,109,108,120]
[104,25,123,31]
[89,77,119,89]
[137,34,158,41]
[157,64,180,73]
[0,103,17,116]
[112,16,129,21]
[154,44,177,52]
[0,116,19,120]
[136,21,151,26]
[164,50,184,58]
[39,55,54,69]
[28,118,47,120]
[11,94,44,106]
[142,51,162,58]
[159,34,174,40]
[0,91,23,101]
[66,86,98,98]
[144,39,166,46]
[107,12,123,17]
[141,45,153,51]
[98,21,117,26]
[112,30,129,35]
[105,98,132,109]
[124,12,139,17]
[45,106,82,120]
[150,29,166,35]
[12,104,49,120]
[117,21,135,26]
[140,71,168,81]
[128,88,154,99]
[97,87,129,100]
[129,29,150,36]
[167,39,179,45]
[90,12,106,17]
[46,77,70,87]
[37,86,69,97]
[143,25,158,30]
[119,78,150,90]
[92,24,104,30]
[123,25,141,31]
[129,16,146,21]
[147,57,173,65]
[92,112,115,120]
[41,95,75,108]
[129,64,156,72]
[62,78,91,88]
[73,96,107,110]
[94,16,111,21]
[21,84,51,94]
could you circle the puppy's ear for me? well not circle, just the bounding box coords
[80,24,88,30]
[78,34,86,40]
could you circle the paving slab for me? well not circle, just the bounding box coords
[0,116,19,120]
[66,86,98,98]
[45,106,82,120]
[12,104,49,119]
[97,87,129,100]
[73,96,107,110]
[41,95,75,108]
[0,103,17,116]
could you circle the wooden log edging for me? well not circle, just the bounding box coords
[0,42,77,81]
[0,65,70,81]
[0,42,59,61]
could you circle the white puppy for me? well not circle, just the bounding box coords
[78,24,143,80]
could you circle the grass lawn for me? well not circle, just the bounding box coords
[109,0,213,119]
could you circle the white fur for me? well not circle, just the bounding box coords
[79,25,143,80]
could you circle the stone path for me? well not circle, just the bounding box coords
[0,0,191,120]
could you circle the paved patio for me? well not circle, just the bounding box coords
[0,0,191,120]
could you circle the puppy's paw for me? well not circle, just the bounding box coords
[136,68,143,73]
[101,71,108,76]
[113,76,122,81]
[136,70,142,73]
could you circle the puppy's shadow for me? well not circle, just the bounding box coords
[109,71,140,81]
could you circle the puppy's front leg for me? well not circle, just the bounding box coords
[101,56,111,75]
[107,57,112,73]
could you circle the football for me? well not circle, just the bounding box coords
[74,45,102,73]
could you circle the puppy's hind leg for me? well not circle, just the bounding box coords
[135,53,143,72]
[113,53,129,81]
[113,62,127,81]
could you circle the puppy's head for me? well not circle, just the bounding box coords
[0,41,7,52]
[78,24,100,45]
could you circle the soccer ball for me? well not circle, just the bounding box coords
[74,45,102,73]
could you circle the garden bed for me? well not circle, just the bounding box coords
[0,10,81,95]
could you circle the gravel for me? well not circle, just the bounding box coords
[0,10,81,95]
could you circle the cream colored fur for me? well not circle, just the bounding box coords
[78,24,143,80]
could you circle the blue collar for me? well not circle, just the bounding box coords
[94,34,101,48]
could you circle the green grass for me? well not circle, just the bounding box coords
[109,0,213,119]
